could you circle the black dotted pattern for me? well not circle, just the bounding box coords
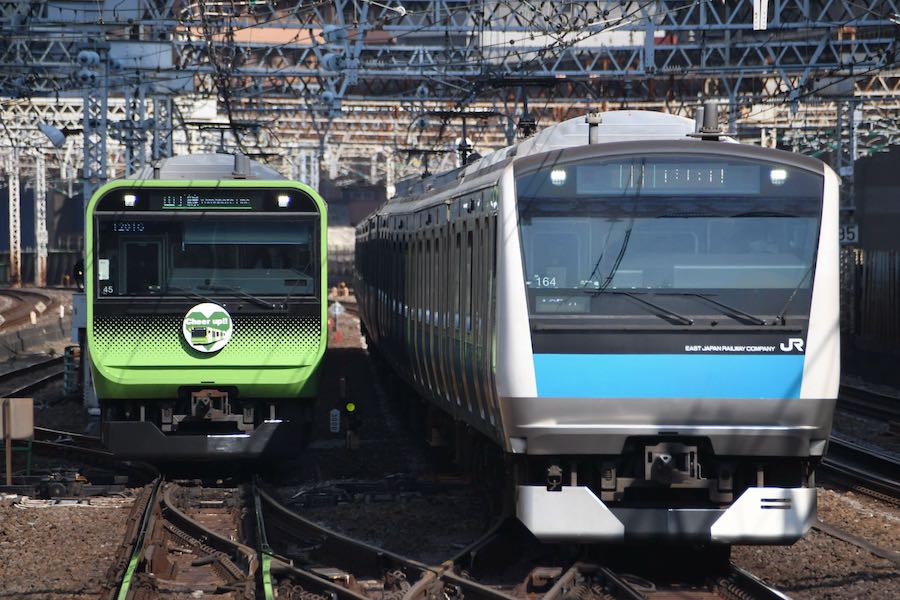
[92,315,322,363]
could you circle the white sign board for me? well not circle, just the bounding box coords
[839,223,859,245]
[753,0,769,30]
[329,408,341,433]
[1,398,34,439]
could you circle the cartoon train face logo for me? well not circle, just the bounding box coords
[182,303,233,353]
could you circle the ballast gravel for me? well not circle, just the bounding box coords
[732,528,899,600]
[817,487,900,555]
[0,500,132,598]
[731,486,900,598]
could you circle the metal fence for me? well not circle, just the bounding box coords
[0,250,82,287]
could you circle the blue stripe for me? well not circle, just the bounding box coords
[533,354,804,399]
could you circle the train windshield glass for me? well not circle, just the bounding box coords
[94,216,317,297]
[515,155,823,319]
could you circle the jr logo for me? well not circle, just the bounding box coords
[780,338,805,353]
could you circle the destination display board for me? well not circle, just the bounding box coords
[94,186,317,213]
[161,193,254,210]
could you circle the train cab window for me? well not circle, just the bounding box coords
[123,241,162,294]
[516,155,824,321]
[95,215,317,297]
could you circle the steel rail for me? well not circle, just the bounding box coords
[257,485,431,598]
[0,290,55,332]
[813,521,900,568]
[718,565,794,600]
[838,384,900,422]
[113,482,258,598]
[257,484,801,600]
[0,357,64,397]
[112,477,164,600]
[9,369,64,398]
[438,571,521,600]
[251,480,277,600]
[33,426,104,450]
[0,355,63,384]
[161,484,259,591]
[254,482,374,600]
[510,560,791,600]
[28,426,134,472]
[821,437,900,501]
[258,484,527,600]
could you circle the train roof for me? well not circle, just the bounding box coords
[496,109,706,159]
[392,110,732,200]
[389,110,737,202]
[128,153,286,180]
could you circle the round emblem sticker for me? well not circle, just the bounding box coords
[182,303,233,353]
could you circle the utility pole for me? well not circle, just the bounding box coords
[123,85,148,175]
[6,151,21,287]
[152,95,173,161]
[34,153,48,287]
[79,45,109,206]
[77,43,108,415]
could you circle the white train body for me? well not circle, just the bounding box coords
[356,111,839,544]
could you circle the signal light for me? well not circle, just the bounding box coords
[345,402,356,413]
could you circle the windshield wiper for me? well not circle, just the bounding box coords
[775,263,815,325]
[729,210,799,218]
[197,283,277,310]
[283,271,312,304]
[166,285,219,305]
[583,290,693,326]
[658,292,767,326]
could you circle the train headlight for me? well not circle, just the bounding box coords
[123,194,137,207]
[550,168,567,186]
[277,194,291,208]
[769,168,788,186]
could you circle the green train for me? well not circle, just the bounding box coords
[85,154,327,459]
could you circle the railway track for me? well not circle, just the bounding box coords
[486,561,792,600]
[257,483,791,600]
[0,358,116,465]
[110,480,258,599]
[837,384,900,423]
[0,355,64,397]
[813,520,900,568]
[0,289,55,332]
[820,436,900,504]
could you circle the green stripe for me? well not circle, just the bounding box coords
[117,480,161,600]
[261,552,275,600]
[116,549,142,600]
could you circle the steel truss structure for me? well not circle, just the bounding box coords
[0,0,899,186]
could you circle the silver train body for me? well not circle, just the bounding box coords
[355,111,839,544]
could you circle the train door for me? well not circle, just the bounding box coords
[471,213,487,422]
[423,233,435,394]
[451,221,463,407]
[438,222,453,404]
[122,239,163,295]
[486,213,501,430]
[462,220,474,416]
[433,226,449,406]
